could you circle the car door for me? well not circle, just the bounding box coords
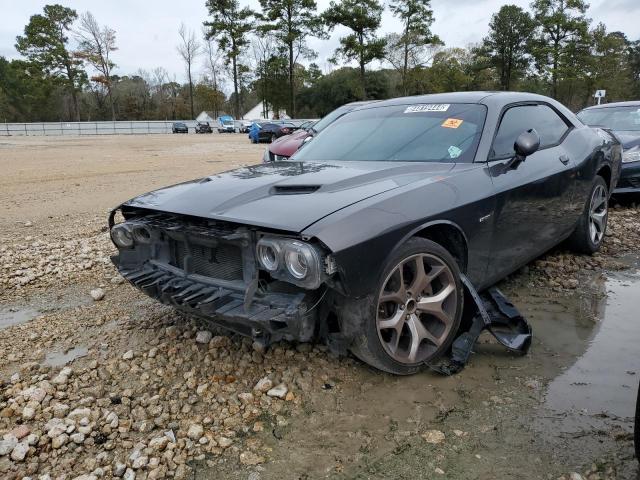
[486,102,576,281]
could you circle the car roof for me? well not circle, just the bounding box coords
[580,100,640,111]
[356,91,563,108]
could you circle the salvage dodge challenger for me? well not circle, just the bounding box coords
[109,92,621,375]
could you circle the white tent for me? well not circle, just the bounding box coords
[243,102,290,120]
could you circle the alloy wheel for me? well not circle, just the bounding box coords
[589,184,607,245]
[376,253,458,365]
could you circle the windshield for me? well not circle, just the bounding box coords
[578,106,640,132]
[312,104,355,133]
[293,103,486,163]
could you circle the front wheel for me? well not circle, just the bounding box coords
[567,176,609,254]
[349,238,463,375]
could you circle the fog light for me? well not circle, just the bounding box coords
[111,224,133,248]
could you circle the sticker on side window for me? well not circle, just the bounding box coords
[404,104,450,113]
[442,118,464,129]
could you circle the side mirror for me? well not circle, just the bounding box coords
[514,129,540,159]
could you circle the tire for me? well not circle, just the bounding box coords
[348,237,464,375]
[567,175,609,254]
[270,133,277,143]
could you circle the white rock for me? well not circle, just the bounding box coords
[238,392,254,404]
[53,403,70,418]
[187,424,204,440]
[422,430,445,444]
[71,432,85,444]
[132,456,148,469]
[122,350,134,360]
[149,436,169,451]
[267,384,288,399]
[217,436,233,448]
[253,376,273,393]
[46,419,67,438]
[22,405,36,420]
[195,330,212,344]
[123,468,136,480]
[113,462,127,477]
[90,288,105,301]
[0,434,18,455]
[68,407,92,421]
[52,433,69,449]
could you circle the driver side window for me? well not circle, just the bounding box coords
[490,104,570,159]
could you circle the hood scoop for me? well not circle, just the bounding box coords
[271,185,321,195]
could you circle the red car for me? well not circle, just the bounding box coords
[263,102,373,162]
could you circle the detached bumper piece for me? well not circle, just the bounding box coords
[427,274,532,376]
[116,261,318,344]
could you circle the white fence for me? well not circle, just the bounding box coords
[1,120,204,136]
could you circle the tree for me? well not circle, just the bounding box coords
[176,23,201,119]
[530,0,590,99]
[15,4,84,121]
[259,0,325,117]
[323,0,386,99]
[585,25,633,104]
[204,0,255,119]
[76,12,118,120]
[387,0,440,95]
[482,5,535,91]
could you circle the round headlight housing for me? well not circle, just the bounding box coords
[285,249,309,279]
[111,223,134,248]
[256,238,282,271]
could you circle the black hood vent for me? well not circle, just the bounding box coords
[271,185,321,195]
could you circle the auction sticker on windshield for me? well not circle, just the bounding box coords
[442,118,464,128]
[404,104,450,113]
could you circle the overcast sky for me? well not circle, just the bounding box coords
[2,0,640,92]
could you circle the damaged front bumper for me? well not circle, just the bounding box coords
[113,256,319,344]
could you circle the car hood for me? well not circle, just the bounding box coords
[122,161,455,232]
[270,129,309,156]
[613,131,640,149]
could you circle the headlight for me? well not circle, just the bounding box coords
[622,145,640,163]
[256,238,281,271]
[255,237,326,289]
[262,148,272,163]
[111,223,134,248]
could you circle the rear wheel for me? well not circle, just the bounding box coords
[349,238,463,375]
[568,176,608,254]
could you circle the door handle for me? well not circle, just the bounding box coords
[559,155,570,165]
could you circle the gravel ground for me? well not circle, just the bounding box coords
[1,136,639,479]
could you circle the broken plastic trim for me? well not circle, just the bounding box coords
[426,274,532,376]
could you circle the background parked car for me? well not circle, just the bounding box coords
[248,122,262,143]
[171,122,188,134]
[264,102,374,162]
[239,120,253,133]
[194,121,212,134]
[217,115,235,133]
[578,101,640,194]
[257,122,297,143]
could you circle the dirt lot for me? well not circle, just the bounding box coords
[1,135,640,480]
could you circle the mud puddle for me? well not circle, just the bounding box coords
[207,268,640,479]
[538,269,640,434]
[0,306,40,330]
[42,345,89,367]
